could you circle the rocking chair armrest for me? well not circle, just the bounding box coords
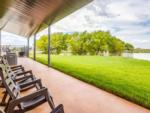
[13,75,34,82]
[7,88,48,113]
[16,70,32,76]
[10,65,23,69]
[11,67,24,72]
[19,79,43,89]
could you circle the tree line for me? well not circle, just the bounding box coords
[134,48,150,53]
[36,31,134,56]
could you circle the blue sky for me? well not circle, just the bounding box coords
[2,0,150,48]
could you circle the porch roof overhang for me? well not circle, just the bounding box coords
[0,0,93,38]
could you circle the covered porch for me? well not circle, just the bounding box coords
[18,57,150,113]
[0,0,150,113]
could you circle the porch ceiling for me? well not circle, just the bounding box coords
[0,0,93,37]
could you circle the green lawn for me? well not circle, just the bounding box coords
[30,54,150,109]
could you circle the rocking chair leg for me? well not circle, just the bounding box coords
[46,94,55,110]
[0,91,8,106]
[51,104,64,113]
[4,97,11,112]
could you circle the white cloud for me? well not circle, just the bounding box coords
[50,0,150,48]
[1,31,26,46]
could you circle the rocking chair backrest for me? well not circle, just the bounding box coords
[0,64,20,99]
[1,57,16,79]
[2,56,11,71]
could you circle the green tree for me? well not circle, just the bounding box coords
[51,33,66,54]
[85,31,110,55]
[36,31,134,56]
[36,33,68,54]
[125,43,134,52]
[68,32,89,55]
[36,35,48,53]
[108,37,125,55]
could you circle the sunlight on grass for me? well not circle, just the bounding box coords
[30,54,150,109]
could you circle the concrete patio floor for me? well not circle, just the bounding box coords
[18,57,150,113]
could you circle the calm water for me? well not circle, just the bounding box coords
[123,53,150,61]
[133,53,150,61]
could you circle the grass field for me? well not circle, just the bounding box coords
[30,54,150,109]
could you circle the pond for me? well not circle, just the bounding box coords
[133,53,150,61]
[123,53,150,61]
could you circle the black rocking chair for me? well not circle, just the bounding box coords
[0,65,64,113]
